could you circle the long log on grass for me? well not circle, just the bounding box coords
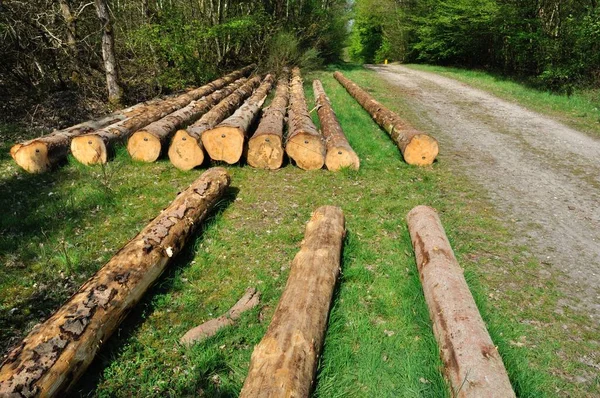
[313,79,360,171]
[247,69,290,170]
[406,205,514,398]
[285,67,325,170]
[240,206,345,397]
[168,75,262,171]
[0,168,231,397]
[127,77,249,162]
[71,65,255,165]
[333,71,438,166]
[202,74,275,164]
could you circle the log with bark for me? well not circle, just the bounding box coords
[202,74,275,164]
[406,205,514,398]
[333,71,439,166]
[240,206,345,398]
[247,69,290,170]
[285,67,326,170]
[313,79,360,171]
[127,77,248,162]
[70,65,255,165]
[180,287,260,345]
[168,75,262,171]
[0,168,231,397]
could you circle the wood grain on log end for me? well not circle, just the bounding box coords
[403,134,439,166]
[286,132,325,170]
[128,130,163,162]
[11,142,50,173]
[201,126,245,164]
[168,129,205,171]
[325,146,360,171]
[247,134,284,169]
[70,134,107,165]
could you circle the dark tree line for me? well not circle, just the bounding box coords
[350,0,600,91]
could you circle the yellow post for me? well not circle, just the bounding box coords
[384,59,388,65]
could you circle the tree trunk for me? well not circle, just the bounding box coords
[59,0,77,52]
[202,74,275,164]
[94,0,123,106]
[127,77,248,162]
[0,167,231,397]
[71,65,254,165]
[333,71,439,166]
[240,206,345,398]
[313,79,360,171]
[180,287,260,346]
[406,205,515,398]
[168,75,262,171]
[285,67,325,170]
[247,69,290,170]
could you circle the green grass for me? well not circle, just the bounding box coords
[1,65,598,397]
[405,64,600,138]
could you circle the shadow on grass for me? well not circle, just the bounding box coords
[70,185,239,397]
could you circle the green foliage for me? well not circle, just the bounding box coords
[262,31,322,75]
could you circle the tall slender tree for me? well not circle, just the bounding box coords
[94,0,123,106]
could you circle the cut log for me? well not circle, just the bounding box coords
[313,79,360,171]
[168,75,262,171]
[202,74,275,164]
[240,206,345,398]
[285,67,325,171]
[71,65,255,165]
[180,287,260,345]
[127,77,249,162]
[247,69,290,170]
[333,71,439,166]
[406,205,515,398]
[0,168,231,397]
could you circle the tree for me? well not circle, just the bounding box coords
[94,0,123,106]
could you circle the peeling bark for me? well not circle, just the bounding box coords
[202,74,275,164]
[285,67,325,170]
[247,69,290,170]
[0,168,231,397]
[240,206,345,398]
[313,79,359,171]
[333,71,439,166]
[406,205,514,398]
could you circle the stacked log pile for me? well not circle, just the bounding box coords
[333,71,438,166]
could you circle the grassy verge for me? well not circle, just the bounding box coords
[405,64,600,139]
[0,65,597,397]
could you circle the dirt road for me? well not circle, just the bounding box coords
[369,64,600,318]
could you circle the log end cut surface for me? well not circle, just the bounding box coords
[286,132,325,170]
[128,130,162,162]
[168,129,205,171]
[71,135,108,165]
[403,134,439,166]
[11,142,51,173]
[325,146,360,171]
[201,126,245,164]
[247,134,284,169]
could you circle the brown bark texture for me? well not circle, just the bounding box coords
[202,74,275,164]
[70,65,255,165]
[312,79,360,171]
[180,287,260,345]
[127,77,248,162]
[240,206,345,398]
[406,205,515,398]
[247,69,290,170]
[285,67,325,170]
[333,71,439,166]
[168,75,262,171]
[0,168,231,398]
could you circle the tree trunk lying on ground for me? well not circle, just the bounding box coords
[406,205,515,398]
[127,78,248,162]
[333,71,438,166]
[247,69,290,170]
[202,74,275,164]
[71,65,255,165]
[180,287,260,345]
[285,68,325,170]
[240,206,345,398]
[313,79,360,171]
[0,168,231,397]
[168,75,262,171]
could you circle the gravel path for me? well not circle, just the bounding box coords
[369,64,600,318]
